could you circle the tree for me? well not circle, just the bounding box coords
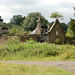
[61,23,68,32]
[0,16,3,23]
[10,15,24,25]
[22,12,49,31]
[66,7,75,37]
[20,17,25,26]
[66,19,75,37]
[50,12,63,20]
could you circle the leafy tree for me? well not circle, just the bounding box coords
[61,23,68,31]
[10,15,24,25]
[66,8,75,37]
[20,17,25,26]
[66,19,75,37]
[0,16,3,23]
[22,12,49,31]
[9,26,25,36]
[50,12,63,20]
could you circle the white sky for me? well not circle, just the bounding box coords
[0,0,75,23]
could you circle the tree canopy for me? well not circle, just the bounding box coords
[0,16,3,23]
[50,12,63,20]
[66,18,75,37]
[22,12,49,31]
[10,15,24,25]
[61,23,68,32]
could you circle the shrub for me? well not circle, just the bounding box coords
[5,36,21,45]
[55,39,60,44]
[61,50,75,60]
[25,38,36,44]
[0,40,75,60]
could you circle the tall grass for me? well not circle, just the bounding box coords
[0,37,75,60]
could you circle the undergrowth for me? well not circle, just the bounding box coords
[0,36,75,60]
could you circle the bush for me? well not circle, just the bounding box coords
[0,40,75,60]
[5,36,21,45]
[25,38,36,44]
[55,39,60,44]
[61,50,75,60]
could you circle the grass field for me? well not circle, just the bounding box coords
[0,62,74,75]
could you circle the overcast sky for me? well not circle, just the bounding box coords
[0,0,75,24]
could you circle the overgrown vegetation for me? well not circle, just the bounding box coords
[0,37,75,61]
[66,19,75,37]
[55,39,60,44]
[0,62,73,75]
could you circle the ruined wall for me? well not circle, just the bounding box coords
[20,34,40,42]
[48,22,65,44]
[40,34,49,42]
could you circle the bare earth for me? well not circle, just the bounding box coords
[0,61,75,74]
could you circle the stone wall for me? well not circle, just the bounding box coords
[40,34,49,42]
[48,19,65,44]
[20,34,40,42]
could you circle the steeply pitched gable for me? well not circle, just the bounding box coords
[48,19,65,34]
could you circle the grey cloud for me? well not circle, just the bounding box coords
[0,0,40,6]
[0,0,75,23]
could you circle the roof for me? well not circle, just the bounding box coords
[48,19,59,32]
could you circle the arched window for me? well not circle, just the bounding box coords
[56,30,59,36]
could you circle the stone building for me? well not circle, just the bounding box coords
[31,18,65,44]
[30,17,48,42]
[21,18,65,44]
[48,19,65,44]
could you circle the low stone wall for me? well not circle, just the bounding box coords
[20,34,40,42]
[66,37,75,45]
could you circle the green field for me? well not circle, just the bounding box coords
[0,62,74,75]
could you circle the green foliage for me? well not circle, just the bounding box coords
[5,36,21,45]
[50,12,63,19]
[22,12,49,31]
[9,26,25,36]
[61,50,75,60]
[0,37,75,61]
[66,28,74,37]
[26,38,36,44]
[0,16,3,23]
[0,39,75,61]
[0,43,61,59]
[55,39,60,44]
[61,23,68,31]
[66,19,75,37]
[10,15,24,25]
[0,23,14,29]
